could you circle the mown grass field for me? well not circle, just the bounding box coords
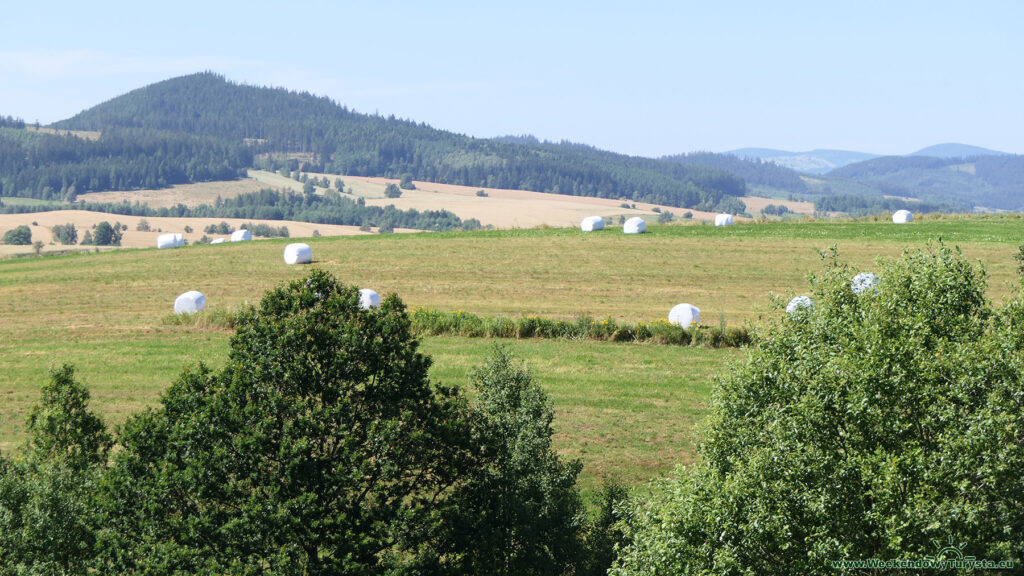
[3,217,1024,495]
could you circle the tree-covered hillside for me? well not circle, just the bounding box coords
[52,72,746,212]
[660,151,809,193]
[826,154,1024,210]
[0,126,251,201]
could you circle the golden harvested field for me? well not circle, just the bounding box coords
[253,170,726,227]
[0,210,384,256]
[739,195,815,215]
[76,178,267,208]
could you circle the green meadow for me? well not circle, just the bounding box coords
[2,216,1023,494]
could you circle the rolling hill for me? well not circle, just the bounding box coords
[48,72,746,213]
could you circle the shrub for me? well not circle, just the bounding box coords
[613,245,1024,575]
[399,174,416,190]
[476,189,488,197]
[52,223,78,245]
[2,225,31,245]
[384,183,402,198]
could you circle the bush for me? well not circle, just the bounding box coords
[90,221,121,246]
[2,225,31,245]
[476,189,488,197]
[399,174,416,190]
[52,223,78,245]
[135,219,151,232]
[384,183,402,198]
[613,245,1024,575]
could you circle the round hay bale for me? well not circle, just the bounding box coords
[210,238,227,244]
[892,210,913,224]
[174,290,206,315]
[230,229,252,242]
[283,243,313,265]
[714,213,734,227]
[156,233,184,249]
[623,217,646,234]
[786,295,814,315]
[668,303,701,328]
[359,289,381,309]
[580,216,605,232]
[851,272,879,295]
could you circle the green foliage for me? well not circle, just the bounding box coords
[385,182,402,198]
[476,189,488,197]
[97,270,480,573]
[0,125,251,201]
[239,221,289,238]
[89,221,121,246]
[441,347,586,575]
[134,218,150,232]
[399,173,416,190]
[613,245,1024,575]
[52,222,78,244]
[1,224,31,245]
[408,308,751,348]
[0,365,111,575]
[656,210,674,223]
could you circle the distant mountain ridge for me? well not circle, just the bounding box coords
[909,143,1008,158]
[728,148,881,174]
[728,143,1008,174]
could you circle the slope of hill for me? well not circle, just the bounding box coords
[728,148,881,174]
[659,152,808,194]
[52,73,746,213]
[910,143,1008,158]
[825,154,1024,210]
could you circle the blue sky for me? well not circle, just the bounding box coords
[1,0,1021,157]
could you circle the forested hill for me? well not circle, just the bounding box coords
[52,72,746,213]
[826,154,1024,211]
[660,152,809,193]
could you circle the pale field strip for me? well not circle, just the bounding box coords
[0,210,389,256]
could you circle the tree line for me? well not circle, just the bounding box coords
[0,126,251,201]
[0,188,468,231]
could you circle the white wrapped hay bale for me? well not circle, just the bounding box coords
[786,295,814,315]
[623,217,646,234]
[283,243,313,265]
[210,238,227,244]
[230,229,252,242]
[174,290,206,315]
[580,216,605,232]
[359,288,381,309]
[156,233,184,249]
[668,303,701,328]
[851,272,879,295]
[714,213,734,227]
[892,210,913,224]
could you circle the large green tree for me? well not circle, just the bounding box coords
[613,246,1024,575]
[95,270,480,573]
[0,365,112,575]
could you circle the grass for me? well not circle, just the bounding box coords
[2,217,1023,493]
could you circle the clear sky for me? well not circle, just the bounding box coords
[1,0,1021,157]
